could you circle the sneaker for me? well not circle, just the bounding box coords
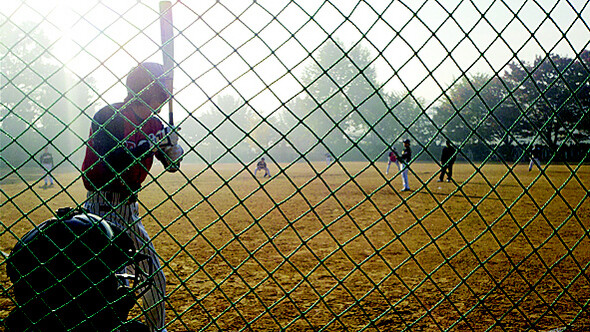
[446,179,451,182]
[400,188,411,192]
[437,179,443,182]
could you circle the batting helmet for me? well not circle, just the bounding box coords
[125,62,170,105]
[4,207,152,332]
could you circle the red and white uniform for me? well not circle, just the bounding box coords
[82,102,168,332]
[386,150,399,175]
[82,102,171,196]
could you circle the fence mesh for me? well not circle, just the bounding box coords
[1,0,590,331]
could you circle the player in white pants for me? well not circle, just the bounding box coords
[39,147,54,188]
[529,145,542,172]
[84,193,166,331]
[399,139,412,192]
[81,63,183,332]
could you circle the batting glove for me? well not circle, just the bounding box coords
[161,144,184,172]
[158,126,180,147]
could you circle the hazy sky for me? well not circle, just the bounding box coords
[3,0,589,121]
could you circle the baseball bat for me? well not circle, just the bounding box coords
[159,1,174,126]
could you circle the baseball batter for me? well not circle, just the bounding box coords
[81,63,182,332]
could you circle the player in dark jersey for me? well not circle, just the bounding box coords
[438,140,456,182]
[81,62,182,332]
[39,146,54,188]
[255,157,271,177]
[529,144,542,171]
[399,139,412,191]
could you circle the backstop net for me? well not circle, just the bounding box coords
[1,0,589,331]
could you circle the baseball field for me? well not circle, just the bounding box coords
[1,161,589,331]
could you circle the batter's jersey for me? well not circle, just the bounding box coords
[82,102,167,197]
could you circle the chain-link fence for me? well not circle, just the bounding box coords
[1,0,590,330]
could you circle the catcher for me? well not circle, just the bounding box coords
[4,207,153,331]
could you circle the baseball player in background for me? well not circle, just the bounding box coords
[529,144,542,171]
[325,152,333,165]
[81,62,183,332]
[386,148,399,175]
[438,140,456,182]
[399,139,412,192]
[39,146,54,188]
[255,157,271,177]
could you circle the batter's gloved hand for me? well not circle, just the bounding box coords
[161,144,183,172]
[158,126,180,148]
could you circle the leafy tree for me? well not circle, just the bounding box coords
[430,51,590,161]
[363,91,431,160]
[432,73,515,160]
[273,98,320,160]
[1,21,95,168]
[293,38,397,160]
[196,94,271,164]
[276,38,438,162]
[296,38,352,157]
[503,51,590,151]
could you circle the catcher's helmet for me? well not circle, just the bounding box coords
[5,207,152,332]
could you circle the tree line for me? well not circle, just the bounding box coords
[2,23,589,169]
[1,22,96,169]
[187,39,589,165]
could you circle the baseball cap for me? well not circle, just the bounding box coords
[403,139,410,144]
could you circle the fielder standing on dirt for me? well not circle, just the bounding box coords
[438,139,456,182]
[398,139,412,192]
[529,144,542,172]
[81,62,183,332]
[39,146,54,188]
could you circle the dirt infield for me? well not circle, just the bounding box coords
[1,162,589,331]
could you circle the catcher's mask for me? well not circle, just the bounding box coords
[4,207,152,332]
